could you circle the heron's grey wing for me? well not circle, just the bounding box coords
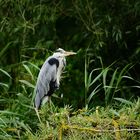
[34,61,57,109]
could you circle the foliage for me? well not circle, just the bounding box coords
[1,99,140,139]
[0,0,140,106]
[0,0,140,139]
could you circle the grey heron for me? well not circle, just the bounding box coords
[34,48,76,110]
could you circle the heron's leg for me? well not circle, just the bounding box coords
[35,108,42,123]
[42,96,53,111]
[42,96,50,106]
[42,96,54,112]
[47,96,55,113]
[48,96,53,112]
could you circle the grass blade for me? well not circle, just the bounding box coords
[19,80,35,88]
[23,64,34,81]
[114,98,133,105]
[87,84,102,104]
[0,68,12,78]
[105,68,118,104]
[89,70,104,88]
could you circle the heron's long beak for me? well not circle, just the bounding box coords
[64,51,77,56]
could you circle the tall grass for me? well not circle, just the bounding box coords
[0,64,38,139]
[84,52,137,107]
[0,55,139,139]
[26,99,140,140]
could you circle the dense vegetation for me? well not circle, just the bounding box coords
[0,0,140,139]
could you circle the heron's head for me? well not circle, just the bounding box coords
[53,48,76,57]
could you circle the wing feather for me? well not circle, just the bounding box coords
[34,58,57,109]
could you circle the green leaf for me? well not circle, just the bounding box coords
[0,42,13,58]
[88,68,101,88]
[105,68,118,103]
[116,63,132,88]
[0,83,9,88]
[89,70,104,88]
[103,67,109,93]
[28,62,40,70]
[19,80,35,88]
[87,84,102,104]
[114,98,133,105]
[0,110,22,116]
[23,64,34,80]
[109,109,120,118]
[0,69,12,78]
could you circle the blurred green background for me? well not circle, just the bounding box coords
[0,0,140,139]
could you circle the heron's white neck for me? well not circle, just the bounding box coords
[52,53,65,58]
